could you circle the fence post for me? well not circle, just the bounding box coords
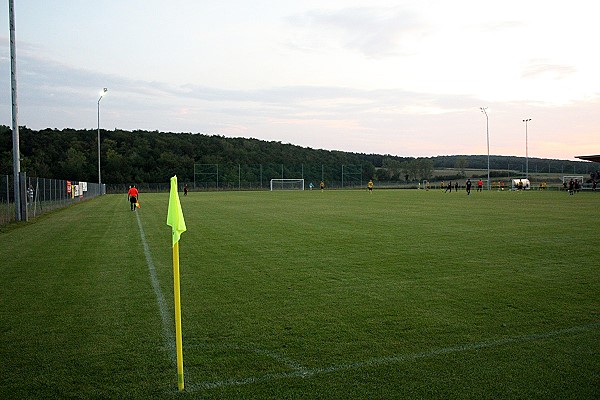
[19,172,27,221]
[6,175,9,223]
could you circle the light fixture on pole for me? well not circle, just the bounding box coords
[480,107,490,190]
[97,88,108,184]
[523,118,531,179]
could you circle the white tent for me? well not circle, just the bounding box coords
[512,179,530,190]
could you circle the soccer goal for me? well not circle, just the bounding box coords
[270,179,304,191]
[562,176,584,184]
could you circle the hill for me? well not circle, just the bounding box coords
[1,125,598,184]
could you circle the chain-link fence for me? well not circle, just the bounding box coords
[190,163,367,191]
[0,175,105,226]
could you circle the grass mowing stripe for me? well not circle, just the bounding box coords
[189,321,600,391]
[2,191,597,398]
[136,202,312,390]
[135,210,176,365]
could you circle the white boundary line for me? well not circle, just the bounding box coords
[136,211,176,365]
[135,212,600,393]
[185,342,310,375]
[187,322,599,391]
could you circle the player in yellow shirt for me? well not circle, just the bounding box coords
[367,179,374,193]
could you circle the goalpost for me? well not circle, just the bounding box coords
[562,176,583,184]
[562,175,584,191]
[270,179,304,191]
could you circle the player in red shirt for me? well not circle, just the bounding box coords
[128,185,139,211]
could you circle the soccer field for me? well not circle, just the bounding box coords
[0,189,598,399]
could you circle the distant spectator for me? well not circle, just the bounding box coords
[27,185,34,204]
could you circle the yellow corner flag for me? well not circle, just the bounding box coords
[167,176,187,247]
[166,175,186,391]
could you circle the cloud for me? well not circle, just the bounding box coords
[2,37,598,160]
[286,6,426,57]
[480,20,525,32]
[0,42,480,130]
[522,60,577,80]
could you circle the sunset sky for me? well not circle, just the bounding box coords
[1,0,599,160]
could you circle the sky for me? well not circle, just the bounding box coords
[1,0,599,160]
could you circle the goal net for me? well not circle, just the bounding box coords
[562,176,583,184]
[270,179,304,191]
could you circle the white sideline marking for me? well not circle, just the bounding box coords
[188,322,600,391]
[250,347,308,374]
[186,342,310,374]
[134,214,599,392]
[136,212,176,365]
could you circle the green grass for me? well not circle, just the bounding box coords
[1,189,598,399]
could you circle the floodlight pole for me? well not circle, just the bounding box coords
[480,107,490,190]
[523,118,531,179]
[9,0,23,221]
[97,88,107,184]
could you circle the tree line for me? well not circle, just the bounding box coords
[1,125,597,184]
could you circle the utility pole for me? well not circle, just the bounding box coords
[480,107,490,190]
[523,118,531,179]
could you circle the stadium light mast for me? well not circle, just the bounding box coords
[97,88,107,184]
[480,107,490,190]
[523,118,531,179]
[9,0,23,221]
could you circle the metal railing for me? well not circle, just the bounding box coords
[1,174,105,225]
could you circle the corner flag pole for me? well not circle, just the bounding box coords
[173,241,184,391]
[167,175,187,391]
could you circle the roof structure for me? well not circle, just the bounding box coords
[575,155,600,163]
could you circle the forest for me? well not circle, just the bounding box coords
[1,125,597,185]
